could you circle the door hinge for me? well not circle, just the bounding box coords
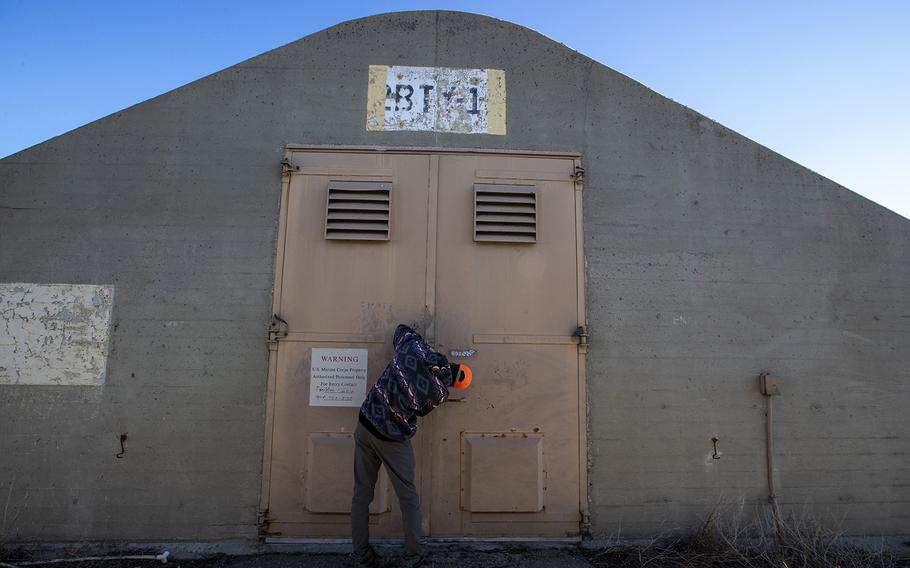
[269,313,289,345]
[571,165,585,187]
[580,510,592,532]
[573,325,589,354]
[281,158,300,177]
[257,508,282,538]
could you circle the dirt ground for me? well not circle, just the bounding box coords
[3,540,908,568]
[1,545,596,568]
[198,548,593,568]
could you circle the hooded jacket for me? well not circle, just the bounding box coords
[359,324,452,442]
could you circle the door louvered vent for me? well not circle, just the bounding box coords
[324,181,392,241]
[474,184,537,243]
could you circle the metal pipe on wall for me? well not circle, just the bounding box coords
[765,394,777,505]
[759,373,781,507]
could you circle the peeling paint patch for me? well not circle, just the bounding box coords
[0,283,114,386]
[366,65,506,134]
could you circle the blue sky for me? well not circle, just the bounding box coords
[1,1,908,219]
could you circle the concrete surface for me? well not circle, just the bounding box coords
[1,10,908,541]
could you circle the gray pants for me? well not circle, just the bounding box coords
[352,422,423,559]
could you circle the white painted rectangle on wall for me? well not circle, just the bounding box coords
[366,65,506,135]
[0,283,114,386]
[309,348,368,407]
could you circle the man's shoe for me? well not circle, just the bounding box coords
[354,546,390,568]
[402,554,426,568]
[355,555,389,568]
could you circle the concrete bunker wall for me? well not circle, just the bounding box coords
[1,11,908,541]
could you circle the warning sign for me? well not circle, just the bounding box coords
[309,348,369,407]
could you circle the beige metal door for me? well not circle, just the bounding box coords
[261,151,434,538]
[427,154,585,536]
[261,148,586,539]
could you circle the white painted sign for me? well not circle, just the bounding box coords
[366,65,506,135]
[309,348,369,407]
[0,283,114,386]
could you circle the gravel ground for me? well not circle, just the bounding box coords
[4,540,908,568]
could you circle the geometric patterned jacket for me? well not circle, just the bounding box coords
[359,324,452,442]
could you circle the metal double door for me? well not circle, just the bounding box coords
[261,148,587,539]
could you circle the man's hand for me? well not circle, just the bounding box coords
[430,365,456,387]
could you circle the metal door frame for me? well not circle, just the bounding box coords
[258,145,588,539]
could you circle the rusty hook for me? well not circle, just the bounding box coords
[116,433,128,459]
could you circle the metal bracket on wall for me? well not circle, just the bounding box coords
[759,373,781,396]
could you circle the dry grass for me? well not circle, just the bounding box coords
[587,502,904,568]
